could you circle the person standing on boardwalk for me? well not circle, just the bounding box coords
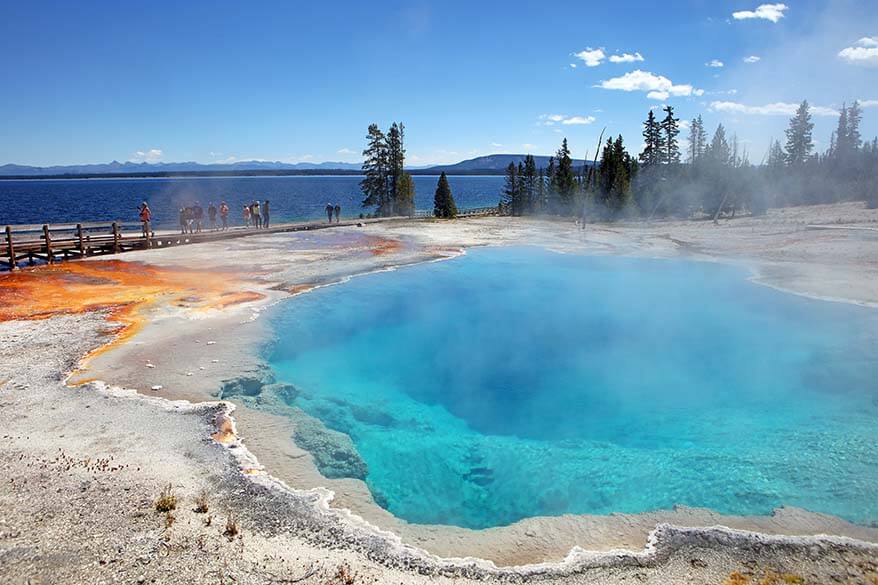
[208,202,217,230]
[219,201,229,231]
[252,201,262,229]
[243,204,251,227]
[138,202,152,239]
[334,203,341,223]
[325,203,333,223]
[262,200,270,229]
[193,202,204,233]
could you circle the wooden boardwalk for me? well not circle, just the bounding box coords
[2,206,499,270]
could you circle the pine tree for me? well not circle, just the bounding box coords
[784,100,814,166]
[501,162,518,214]
[522,154,537,213]
[707,124,731,166]
[433,172,457,218]
[360,124,389,213]
[639,110,663,166]
[545,157,557,210]
[834,103,849,161]
[385,122,406,214]
[767,139,786,171]
[536,166,546,212]
[688,115,707,164]
[396,172,415,216]
[552,138,576,210]
[660,105,680,164]
[847,100,862,152]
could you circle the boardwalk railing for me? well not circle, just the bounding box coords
[413,206,500,218]
[2,206,500,270]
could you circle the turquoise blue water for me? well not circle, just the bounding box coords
[266,247,878,529]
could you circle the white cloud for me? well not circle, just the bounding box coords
[131,148,163,163]
[562,115,596,125]
[692,88,705,96]
[709,101,839,117]
[569,63,577,69]
[706,59,725,68]
[336,148,355,155]
[732,3,788,23]
[491,142,504,147]
[838,37,878,65]
[609,52,644,63]
[573,47,605,67]
[678,119,691,131]
[743,55,762,63]
[859,100,878,108]
[539,114,596,126]
[598,70,699,98]
[521,143,538,151]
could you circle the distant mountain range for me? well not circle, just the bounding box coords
[0,154,592,178]
[0,159,363,177]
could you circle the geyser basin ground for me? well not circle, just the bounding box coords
[266,246,878,530]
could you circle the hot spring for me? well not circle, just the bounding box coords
[265,247,878,530]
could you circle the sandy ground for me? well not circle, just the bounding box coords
[2,202,878,584]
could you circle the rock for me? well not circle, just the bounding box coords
[145,363,155,368]
[206,341,216,345]
[218,377,265,399]
[690,558,708,568]
[151,385,163,392]
[292,417,367,480]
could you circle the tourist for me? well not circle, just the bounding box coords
[219,201,229,231]
[138,202,152,239]
[208,202,217,230]
[252,200,262,229]
[262,200,270,228]
[179,207,188,234]
[243,205,251,227]
[192,202,204,233]
[334,203,341,223]
[325,203,333,223]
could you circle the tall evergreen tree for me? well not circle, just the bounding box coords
[660,105,680,164]
[536,166,546,212]
[433,172,458,218]
[396,172,415,216]
[501,162,519,215]
[688,115,707,164]
[707,124,731,166]
[639,110,663,166]
[552,138,576,210]
[521,154,538,213]
[545,156,557,210]
[767,139,786,172]
[847,100,863,153]
[385,122,406,214]
[360,124,389,213]
[784,100,814,166]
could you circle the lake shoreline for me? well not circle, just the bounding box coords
[3,203,878,583]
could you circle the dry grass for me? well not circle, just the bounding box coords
[154,484,177,512]
[164,511,176,529]
[327,563,356,585]
[223,514,239,539]
[193,489,209,514]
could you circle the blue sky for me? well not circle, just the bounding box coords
[1,0,876,166]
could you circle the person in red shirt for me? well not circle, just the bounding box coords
[138,202,152,239]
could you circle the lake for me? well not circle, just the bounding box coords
[0,175,505,227]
